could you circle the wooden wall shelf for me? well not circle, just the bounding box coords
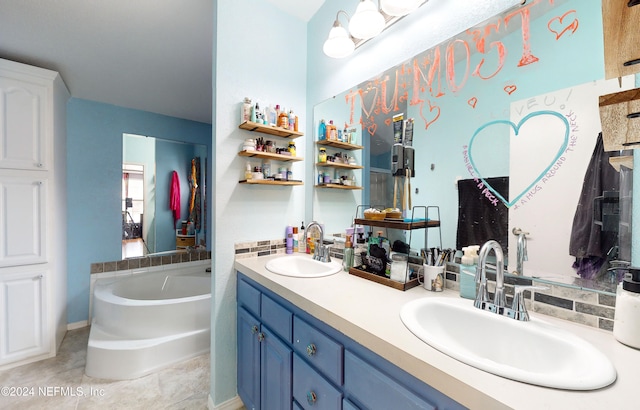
[239,121,303,138]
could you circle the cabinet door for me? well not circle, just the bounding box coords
[0,172,47,267]
[261,326,292,410]
[0,268,48,365]
[0,77,47,170]
[238,307,261,410]
[603,0,640,80]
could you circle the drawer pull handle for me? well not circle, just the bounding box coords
[628,0,640,7]
[306,343,317,356]
[627,112,640,119]
[258,332,265,342]
[251,325,259,334]
[623,58,640,67]
[306,391,317,405]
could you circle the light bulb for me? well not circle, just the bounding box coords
[348,0,385,40]
[323,24,355,58]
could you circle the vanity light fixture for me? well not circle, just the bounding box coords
[323,0,428,58]
[323,11,356,59]
[349,0,386,40]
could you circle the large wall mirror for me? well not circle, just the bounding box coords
[122,133,207,258]
[312,0,634,293]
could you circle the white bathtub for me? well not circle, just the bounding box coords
[85,263,211,380]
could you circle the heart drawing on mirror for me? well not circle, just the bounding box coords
[468,110,570,208]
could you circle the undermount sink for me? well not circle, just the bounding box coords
[400,297,616,390]
[265,255,342,278]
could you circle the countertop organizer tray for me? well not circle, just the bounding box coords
[348,267,420,291]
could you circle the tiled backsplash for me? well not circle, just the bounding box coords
[236,239,617,332]
[91,249,211,274]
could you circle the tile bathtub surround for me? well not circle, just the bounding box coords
[91,249,211,274]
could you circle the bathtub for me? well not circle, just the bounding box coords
[85,263,211,380]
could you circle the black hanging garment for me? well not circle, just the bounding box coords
[569,133,630,279]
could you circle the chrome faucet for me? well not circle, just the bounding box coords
[475,239,547,321]
[475,240,506,311]
[512,228,529,276]
[305,222,331,262]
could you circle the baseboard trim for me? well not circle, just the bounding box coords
[208,394,244,410]
[67,320,89,331]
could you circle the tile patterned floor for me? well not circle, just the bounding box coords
[0,327,210,409]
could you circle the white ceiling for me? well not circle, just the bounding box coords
[0,0,325,125]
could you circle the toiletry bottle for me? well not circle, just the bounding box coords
[343,235,354,272]
[318,147,327,163]
[459,245,479,299]
[318,119,326,140]
[268,105,277,126]
[294,114,299,132]
[614,267,640,348]
[292,227,298,251]
[289,109,295,130]
[262,160,271,179]
[250,102,257,123]
[241,97,252,123]
[286,226,293,254]
[298,222,306,253]
[288,141,296,156]
[278,107,289,129]
[244,162,252,180]
[353,233,366,268]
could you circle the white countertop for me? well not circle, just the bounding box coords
[235,253,640,410]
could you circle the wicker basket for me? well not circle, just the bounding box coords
[364,211,387,220]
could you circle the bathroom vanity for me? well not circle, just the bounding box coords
[235,254,640,410]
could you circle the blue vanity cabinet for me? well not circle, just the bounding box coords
[237,276,293,410]
[237,272,466,410]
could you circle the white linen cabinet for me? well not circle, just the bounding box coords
[0,58,69,369]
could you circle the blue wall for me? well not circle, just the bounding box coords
[66,98,212,324]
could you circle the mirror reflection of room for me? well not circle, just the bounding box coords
[122,133,207,258]
[312,0,637,293]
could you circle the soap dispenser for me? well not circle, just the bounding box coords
[460,245,479,299]
[343,235,354,272]
[613,267,640,348]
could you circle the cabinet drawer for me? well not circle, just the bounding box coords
[293,354,342,410]
[262,294,292,343]
[344,351,436,410]
[293,316,343,385]
[599,88,640,151]
[237,276,261,317]
[176,236,195,247]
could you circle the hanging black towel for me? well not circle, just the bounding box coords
[456,177,509,251]
[569,133,629,263]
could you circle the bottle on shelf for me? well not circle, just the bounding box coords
[318,119,326,140]
[278,107,289,129]
[244,162,252,180]
[241,97,252,123]
[318,147,327,163]
[289,109,296,131]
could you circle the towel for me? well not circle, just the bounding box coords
[456,177,509,250]
[170,171,180,227]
